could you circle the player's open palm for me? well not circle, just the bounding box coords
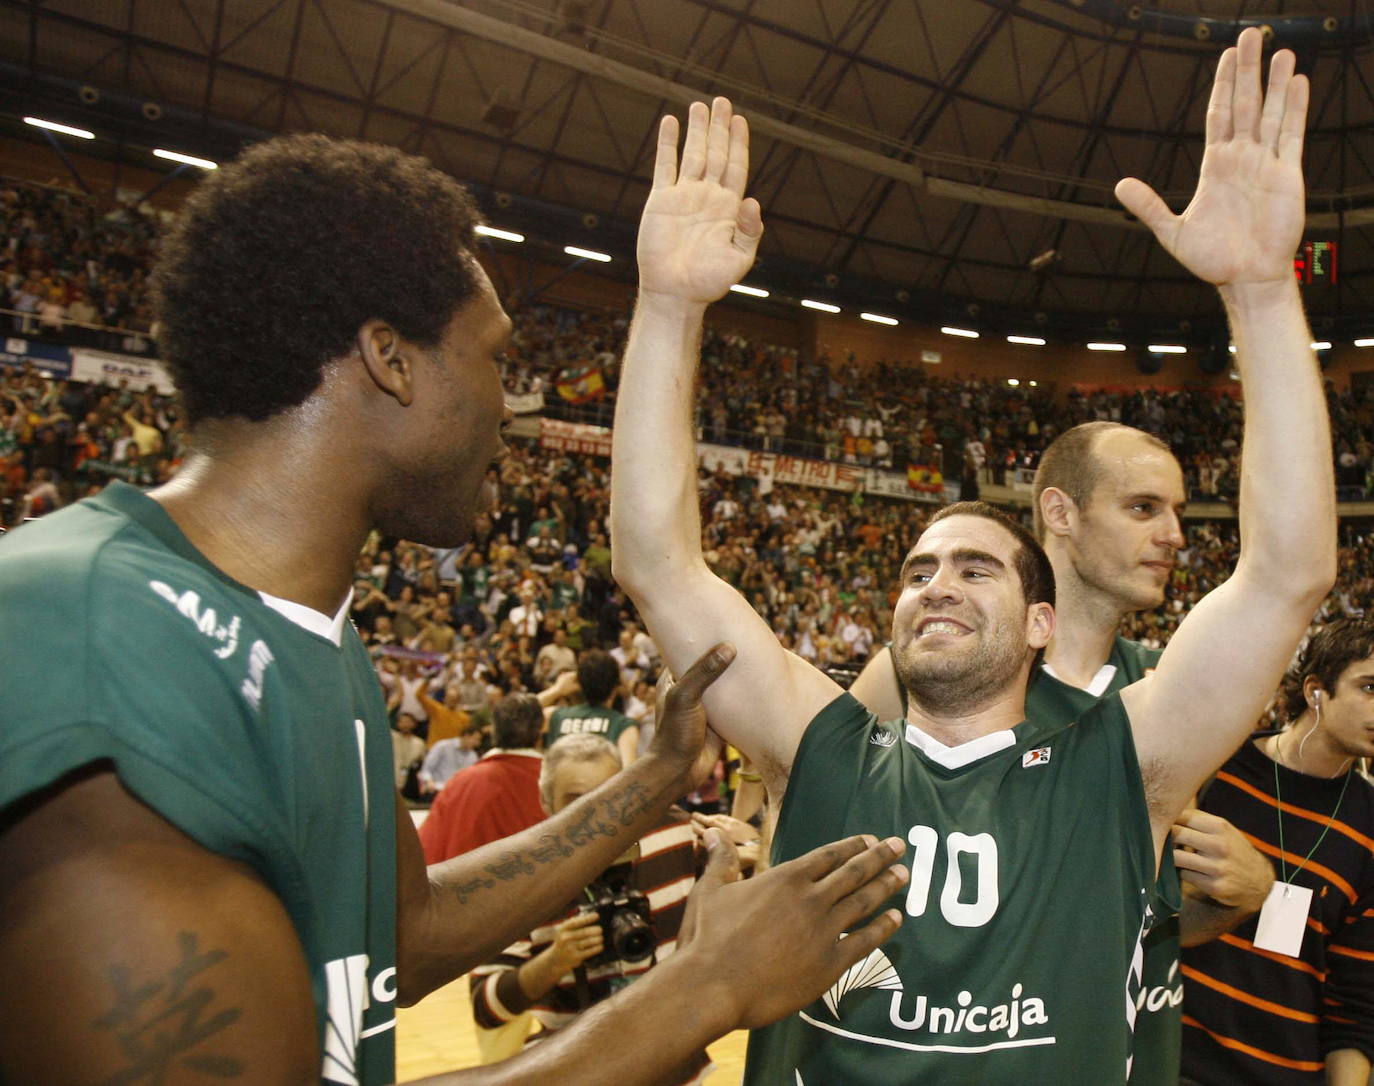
[1116,27,1308,287]
[637,97,763,304]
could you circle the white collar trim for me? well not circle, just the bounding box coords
[1041,661,1117,698]
[257,588,353,647]
[903,723,1017,769]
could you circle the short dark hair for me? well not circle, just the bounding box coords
[1031,423,1171,541]
[927,501,1055,610]
[1278,619,1374,721]
[577,649,621,705]
[492,693,543,749]
[153,134,483,424]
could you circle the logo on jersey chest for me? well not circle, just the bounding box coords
[818,947,1053,1047]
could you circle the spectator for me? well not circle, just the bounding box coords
[547,649,639,768]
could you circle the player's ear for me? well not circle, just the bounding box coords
[1038,487,1075,538]
[1026,601,1054,651]
[357,318,414,407]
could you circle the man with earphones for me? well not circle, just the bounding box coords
[1179,617,1374,1085]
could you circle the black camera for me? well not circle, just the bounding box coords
[579,862,656,966]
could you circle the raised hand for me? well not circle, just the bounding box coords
[637,97,763,304]
[1115,26,1308,287]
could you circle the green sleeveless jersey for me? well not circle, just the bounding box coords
[0,483,399,1085]
[1031,638,1181,1086]
[745,690,1157,1085]
[548,703,635,745]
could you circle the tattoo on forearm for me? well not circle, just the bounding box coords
[485,850,537,881]
[92,930,244,1083]
[448,779,663,905]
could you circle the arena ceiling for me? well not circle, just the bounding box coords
[3,0,1374,342]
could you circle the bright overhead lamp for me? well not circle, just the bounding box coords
[940,326,978,338]
[24,116,94,139]
[564,245,611,263]
[729,283,769,298]
[1147,344,1187,354]
[154,148,218,170]
[1006,335,1045,346]
[1311,341,1332,351]
[1006,378,1021,386]
[1355,338,1374,348]
[861,313,898,326]
[1087,342,1127,352]
[801,299,840,313]
[475,224,525,243]
[1227,344,1237,354]
[1028,380,1038,387]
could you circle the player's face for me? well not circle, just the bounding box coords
[1068,432,1186,613]
[1317,653,1374,761]
[375,263,511,545]
[891,515,1049,715]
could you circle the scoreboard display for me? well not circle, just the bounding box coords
[1294,240,1338,284]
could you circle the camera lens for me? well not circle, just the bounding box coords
[608,910,655,962]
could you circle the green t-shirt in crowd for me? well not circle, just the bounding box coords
[547,703,635,746]
[0,482,399,1085]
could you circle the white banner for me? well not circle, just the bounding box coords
[506,390,545,415]
[69,349,176,395]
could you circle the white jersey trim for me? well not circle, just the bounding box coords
[1040,661,1118,698]
[903,724,1016,769]
[257,587,353,646]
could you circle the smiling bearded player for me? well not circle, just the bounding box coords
[610,27,1333,1084]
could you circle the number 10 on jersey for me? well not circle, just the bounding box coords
[905,826,1000,927]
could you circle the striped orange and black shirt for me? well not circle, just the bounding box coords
[1180,738,1374,1084]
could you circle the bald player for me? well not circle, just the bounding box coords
[851,421,1276,1085]
[611,28,1331,1083]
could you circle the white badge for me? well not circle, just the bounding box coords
[1252,881,1313,958]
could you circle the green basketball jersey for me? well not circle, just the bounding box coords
[1031,638,1182,1086]
[0,482,398,1085]
[548,703,634,745]
[744,690,1157,1085]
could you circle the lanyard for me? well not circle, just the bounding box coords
[1272,756,1353,884]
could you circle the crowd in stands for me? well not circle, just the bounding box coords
[8,174,1372,503]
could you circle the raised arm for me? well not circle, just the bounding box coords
[610,97,839,786]
[1116,29,1336,841]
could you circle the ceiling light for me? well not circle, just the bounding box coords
[1147,344,1187,354]
[861,313,898,326]
[729,284,769,298]
[1311,341,1332,351]
[1355,339,1374,348]
[475,225,525,243]
[940,326,978,338]
[1006,335,1045,346]
[564,245,611,262]
[153,149,218,170]
[24,116,94,139]
[1087,342,1127,352]
[801,300,840,313]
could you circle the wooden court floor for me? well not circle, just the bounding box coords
[396,974,751,1083]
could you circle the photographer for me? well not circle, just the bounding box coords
[470,734,708,1084]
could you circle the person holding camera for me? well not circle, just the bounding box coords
[470,733,709,1084]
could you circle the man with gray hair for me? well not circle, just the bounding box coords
[472,733,708,1083]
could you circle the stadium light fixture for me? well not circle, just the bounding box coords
[154,148,218,170]
[861,313,898,326]
[1310,341,1332,351]
[1006,335,1046,346]
[1086,342,1127,352]
[1006,378,1020,386]
[729,284,769,298]
[801,300,840,313]
[24,116,94,139]
[1355,339,1374,348]
[475,225,525,243]
[1228,344,1237,353]
[1028,380,1038,387]
[564,245,611,263]
[940,326,978,338]
[1147,344,1187,354]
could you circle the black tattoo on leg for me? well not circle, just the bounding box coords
[92,930,244,1083]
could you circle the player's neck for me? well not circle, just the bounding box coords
[906,689,1028,748]
[151,434,370,617]
[1042,576,1123,688]
[1264,721,1355,779]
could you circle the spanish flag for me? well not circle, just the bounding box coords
[556,364,606,404]
[907,464,944,493]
